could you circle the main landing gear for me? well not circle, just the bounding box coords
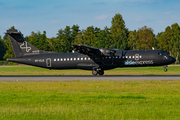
[92,67,104,76]
[163,65,168,72]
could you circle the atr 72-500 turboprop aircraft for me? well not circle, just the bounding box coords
[6,29,176,75]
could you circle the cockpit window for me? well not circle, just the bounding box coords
[162,51,168,55]
[158,51,168,56]
[157,52,163,55]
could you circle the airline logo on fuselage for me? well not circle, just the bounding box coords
[125,60,153,65]
[125,54,153,65]
[20,41,31,52]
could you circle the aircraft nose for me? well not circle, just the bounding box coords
[170,56,176,63]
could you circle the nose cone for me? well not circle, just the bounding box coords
[170,56,176,63]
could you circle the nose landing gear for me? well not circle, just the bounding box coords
[163,65,168,72]
[92,67,104,76]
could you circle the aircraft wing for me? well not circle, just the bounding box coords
[72,45,116,57]
[72,45,101,57]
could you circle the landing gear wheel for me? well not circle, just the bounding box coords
[99,70,104,75]
[163,65,168,72]
[92,67,104,76]
[92,69,98,76]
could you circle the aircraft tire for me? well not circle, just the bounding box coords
[99,70,104,75]
[92,70,98,76]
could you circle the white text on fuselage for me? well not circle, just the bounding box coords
[35,59,44,62]
[125,60,153,65]
[32,50,39,53]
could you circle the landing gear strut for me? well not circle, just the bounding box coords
[163,65,168,72]
[92,67,104,76]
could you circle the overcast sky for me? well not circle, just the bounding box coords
[0,0,180,38]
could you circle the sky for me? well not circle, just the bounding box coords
[0,0,180,38]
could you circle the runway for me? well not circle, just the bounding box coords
[0,75,180,81]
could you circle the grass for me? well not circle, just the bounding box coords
[0,81,180,119]
[0,65,179,75]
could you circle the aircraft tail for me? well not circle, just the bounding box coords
[6,29,52,57]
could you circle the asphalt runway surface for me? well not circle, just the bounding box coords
[0,75,180,81]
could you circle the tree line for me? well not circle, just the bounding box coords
[0,13,180,64]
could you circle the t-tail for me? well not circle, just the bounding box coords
[6,29,53,58]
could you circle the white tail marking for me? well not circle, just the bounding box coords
[20,41,31,52]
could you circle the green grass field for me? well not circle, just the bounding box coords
[0,65,179,75]
[0,81,180,119]
[0,66,180,119]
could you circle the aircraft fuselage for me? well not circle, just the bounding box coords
[8,49,175,70]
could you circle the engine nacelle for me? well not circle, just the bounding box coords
[99,48,116,56]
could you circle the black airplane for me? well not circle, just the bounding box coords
[6,29,176,75]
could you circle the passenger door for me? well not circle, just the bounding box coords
[46,58,51,67]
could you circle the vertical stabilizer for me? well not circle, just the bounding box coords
[6,29,52,57]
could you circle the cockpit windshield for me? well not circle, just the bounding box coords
[157,51,168,56]
[157,52,163,55]
[162,51,168,55]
